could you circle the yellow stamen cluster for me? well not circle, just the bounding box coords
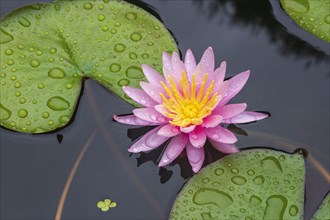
[160,71,218,127]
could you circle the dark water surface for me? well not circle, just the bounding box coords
[1,0,329,219]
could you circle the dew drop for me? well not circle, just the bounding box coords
[83,2,93,10]
[15,91,21,97]
[309,17,315,22]
[114,43,126,52]
[49,48,57,54]
[60,115,70,123]
[18,109,28,118]
[193,188,233,208]
[154,25,160,30]
[289,205,298,216]
[129,52,137,60]
[263,195,287,220]
[142,53,149,59]
[214,168,224,176]
[65,83,73,89]
[230,168,239,174]
[324,14,330,24]
[48,67,66,79]
[249,195,262,206]
[118,79,130,86]
[282,0,309,13]
[38,83,44,89]
[7,60,14,65]
[18,16,31,27]
[0,28,14,44]
[125,66,144,79]
[19,98,26,104]
[98,14,105,21]
[253,175,265,185]
[0,103,11,120]
[102,25,109,31]
[247,170,255,175]
[130,32,142,42]
[125,12,137,20]
[48,120,54,125]
[47,96,70,111]
[10,76,16,81]
[111,29,117,34]
[231,176,247,185]
[30,59,40,67]
[261,156,283,173]
[202,178,209,183]
[14,82,21,88]
[5,49,13,55]
[42,112,49,118]
[109,63,121,73]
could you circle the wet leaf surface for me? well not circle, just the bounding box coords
[280,0,330,42]
[312,192,330,220]
[170,149,305,220]
[0,0,178,133]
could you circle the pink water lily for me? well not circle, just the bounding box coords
[114,47,268,173]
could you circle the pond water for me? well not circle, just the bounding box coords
[1,0,329,219]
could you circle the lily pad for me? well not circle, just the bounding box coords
[280,0,330,42]
[312,192,330,220]
[170,149,305,219]
[0,0,178,133]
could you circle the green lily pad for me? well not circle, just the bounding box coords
[0,0,178,133]
[280,0,330,42]
[312,192,330,220]
[170,149,305,220]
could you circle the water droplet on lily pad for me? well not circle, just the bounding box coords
[48,67,66,79]
[0,28,14,44]
[125,66,144,79]
[47,96,70,111]
[18,16,31,27]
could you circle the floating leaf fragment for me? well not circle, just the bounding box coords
[97,198,117,212]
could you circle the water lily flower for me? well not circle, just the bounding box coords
[114,47,268,173]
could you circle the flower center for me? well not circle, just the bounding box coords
[160,71,219,127]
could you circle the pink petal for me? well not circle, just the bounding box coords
[200,47,215,76]
[140,81,164,103]
[186,142,205,173]
[128,126,169,153]
[141,64,165,85]
[113,115,159,126]
[205,126,237,144]
[180,125,196,133]
[194,63,206,90]
[157,124,181,137]
[158,134,188,167]
[222,111,269,124]
[123,86,157,108]
[154,104,169,117]
[213,62,227,93]
[133,108,168,124]
[189,127,207,148]
[218,70,250,106]
[171,52,187,86]
[184,49,196,81]
[201,115,222,128]
[213,81,229,98]
[213,103,247,119]
[209,140,240,154]
[162,52,172,71]
[213,61,226,83]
